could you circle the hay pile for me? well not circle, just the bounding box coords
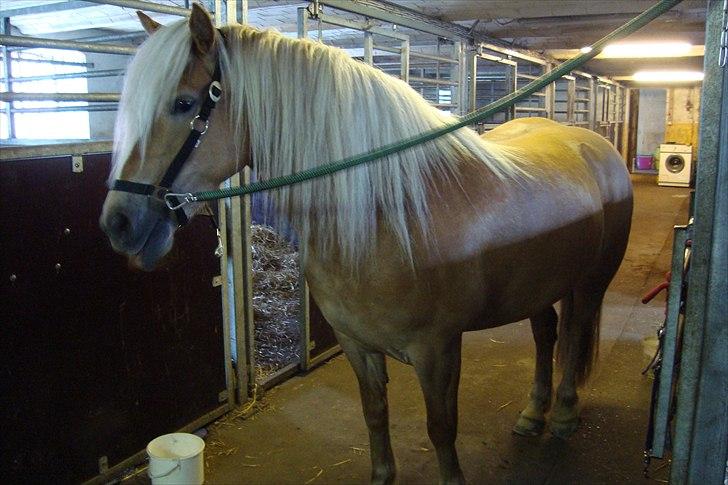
[251,224,301,379]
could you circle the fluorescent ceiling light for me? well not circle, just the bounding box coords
[602,42,692,58]
[632,70,704,82]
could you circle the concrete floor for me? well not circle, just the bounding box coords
[203,175,691,484]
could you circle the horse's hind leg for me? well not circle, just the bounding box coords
[335,331,396,485]
[513,306,558,436]
[551,289,605,438]
[412,335,465,485]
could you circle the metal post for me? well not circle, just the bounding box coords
[544,64,554,119]
[1,17,15,138]
[469,52,478,113]
[588,77,596,131]
[297,7,308,39]
[400,38,410,83]
[671,0,728,481]
[364,32,373,65]
[567,76,576,124]
[454,41,466,115]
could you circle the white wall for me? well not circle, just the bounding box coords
[636,88,667,157]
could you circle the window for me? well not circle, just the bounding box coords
[1,48,90,141]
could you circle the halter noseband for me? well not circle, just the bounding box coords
[111,61,223,227]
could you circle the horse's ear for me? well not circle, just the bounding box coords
[137,11,161,35]
[189,3,216,56]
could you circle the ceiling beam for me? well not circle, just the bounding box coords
[548,45,705,60]
[391,0,706,21]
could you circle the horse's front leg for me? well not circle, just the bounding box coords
[335,331,396,485]
[412,335,465,485]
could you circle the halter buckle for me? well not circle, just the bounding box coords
[164,192,197,210]
[190,116,209,134]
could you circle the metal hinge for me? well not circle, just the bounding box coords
[72,155,83,173]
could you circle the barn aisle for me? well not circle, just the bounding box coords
[202,175,690,484]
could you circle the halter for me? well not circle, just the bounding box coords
[110,61,223,227]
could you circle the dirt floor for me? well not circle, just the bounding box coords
[199,174,690,484]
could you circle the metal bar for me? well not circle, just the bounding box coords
[317,12,409,41]
[10,104,117,113]
[0,35,135,55]
[409,50,458,64]
[480,42,547,65]
[373,44,401,54]
[0,92,119,102]
[0,1,91,18]
[2,69,124,83]
[516,73,539,80]
[455,40,467,115]
[217,185,236,414]
[299,278,312,371]
[671,0,728,481]
[408,76,457,86]
[515,106,548,112]
[259,362,300,391]
[82,0,190,17]
[1,18,14,138]
[8,31,145,52]
[78,31,146,44]
[574,97,591,102]
[650,225,689,459]
[318,0,471,40]
[470,51,477,111]
[0,55,94,68]
[477,51,517,66]
[308,344,342,369]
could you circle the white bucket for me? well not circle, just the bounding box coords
[147,433,205,485]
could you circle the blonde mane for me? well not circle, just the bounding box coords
[113,19,526,266]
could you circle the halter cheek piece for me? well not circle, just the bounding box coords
[110,61,222,227]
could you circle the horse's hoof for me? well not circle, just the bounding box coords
[550,418,579,439]
[513,414,546,436]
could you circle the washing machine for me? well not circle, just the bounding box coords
[658,143,693,187]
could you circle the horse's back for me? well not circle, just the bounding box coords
[482,117,632,206]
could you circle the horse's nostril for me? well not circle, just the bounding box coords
[108,211,131,237]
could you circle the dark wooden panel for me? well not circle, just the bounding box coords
[0,154,226,484]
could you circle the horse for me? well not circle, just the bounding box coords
[100,5,633,484]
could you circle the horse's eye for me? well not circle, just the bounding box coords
[172,97,196,115]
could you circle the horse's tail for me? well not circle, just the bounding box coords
[555,289,602,386]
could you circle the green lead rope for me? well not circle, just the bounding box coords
[170,0,683,207]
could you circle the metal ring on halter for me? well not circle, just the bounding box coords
[209,80,223,102]
[190,116,209,134]
[164,192,197,210]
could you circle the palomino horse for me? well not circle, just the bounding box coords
[100,5,633,483]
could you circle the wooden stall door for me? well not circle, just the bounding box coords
[0,153,228,483]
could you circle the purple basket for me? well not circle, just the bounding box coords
[635,155,654,171]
